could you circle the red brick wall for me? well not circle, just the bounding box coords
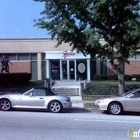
[5,62,30,73]
[108,60,140,75]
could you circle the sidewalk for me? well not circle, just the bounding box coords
[70,96,93,108]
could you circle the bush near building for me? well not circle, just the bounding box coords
[82,81,140,96]
[94,74,140,81]
[0,73,31,90]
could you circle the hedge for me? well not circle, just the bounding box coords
[82,81,140,95]
[0,73,31,87]
[94,74,135,81]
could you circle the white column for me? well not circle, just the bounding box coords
[87,59,90,81]
[46,60,50,78]
[74,60,77,80]
[67,60,70,80]
[96,59,100,74]
[37,53,42,80]
[60,60,62,80]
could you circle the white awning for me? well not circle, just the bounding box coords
[45,51,90,59]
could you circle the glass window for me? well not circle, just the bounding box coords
[42,53,46,60]
[90,60,96,80]
[129,54,136,60]
[132,91,140,98]
[100,60,107,74]
[31,61,37,80]
[18,54,29,60]
[135,53,140,60]
[69,61,75,80]
[23,88,34,96]
[31,54,37,60]
[3,54,17,60]
[50,60,60,80]
[42,61,46,79]
[33,89,46,96]
[62,60,67,80]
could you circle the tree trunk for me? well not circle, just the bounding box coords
[110,58,125,95]
[118,72,125,95]
[118,59,125,95]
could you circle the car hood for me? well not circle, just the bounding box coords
[95,96,124,102]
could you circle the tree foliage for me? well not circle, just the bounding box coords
[34,0,140,94]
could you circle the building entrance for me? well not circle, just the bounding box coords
[61,60,75,80]
[46,51,91,81]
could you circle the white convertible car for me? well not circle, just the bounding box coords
[0,87,72,113]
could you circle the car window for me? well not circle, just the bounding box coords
[23,89,34,96]
[131,91,140,98]
[121,89,140,97]
[32,89,46,96]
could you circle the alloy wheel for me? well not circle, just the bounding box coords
[0,99,11,111]
[49,101,62,113]
[108,103,122,115]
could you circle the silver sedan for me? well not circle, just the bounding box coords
[0,87,72,113]
[94,89,140,115]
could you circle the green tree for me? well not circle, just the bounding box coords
[34,0,140,94]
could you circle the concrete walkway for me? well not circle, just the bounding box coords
[71,96,84,108]
[52,81,80,88]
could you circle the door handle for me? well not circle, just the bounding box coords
[40,98,44,99]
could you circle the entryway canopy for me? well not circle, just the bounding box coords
[45,51,90,59]
[45,51,91,81]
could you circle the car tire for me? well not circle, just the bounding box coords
[108,102,122,115]
[0,99,12,111]
[49,101,62,113]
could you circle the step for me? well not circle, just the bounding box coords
[52,88,79,96]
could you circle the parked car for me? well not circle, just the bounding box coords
[0,87,72,113]
[93,89,140,115]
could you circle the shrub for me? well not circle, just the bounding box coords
[124,75,132,81]
[107,75,118,80]
[131,74,140,81]
[94,74,107,80]
[82,81,140,95]
[94,74,132,81]
[82,82,119,95]
[0,73,31,87]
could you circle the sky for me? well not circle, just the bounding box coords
[0,0,50,38]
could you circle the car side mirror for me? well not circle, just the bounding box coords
[30,93,33,97]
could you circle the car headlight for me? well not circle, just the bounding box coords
[96,99,107,103]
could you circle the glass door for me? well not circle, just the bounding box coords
[61,60,76,80]
[69,60,75,80]
[62,61,67,80]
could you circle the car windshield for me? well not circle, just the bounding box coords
[120,89,139,97]
[23,88,34,96]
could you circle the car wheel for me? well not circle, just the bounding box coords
[0,99,12,111]
[49,101,62,113]
[108,102,122,115]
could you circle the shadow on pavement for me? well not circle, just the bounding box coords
[101,110,140,116]
[0,108,92,114]
[61,107,92,113]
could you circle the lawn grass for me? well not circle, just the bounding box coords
[84,103,93,108]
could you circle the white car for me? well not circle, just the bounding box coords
[0,87,72,113]
[93,89,140,115]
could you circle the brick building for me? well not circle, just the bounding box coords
[0,38,139,81]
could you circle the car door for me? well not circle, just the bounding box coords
[123,91,140,112]
[21,89,46,108]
